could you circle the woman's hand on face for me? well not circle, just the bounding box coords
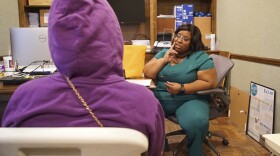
[165,81,181,95]
[163,43,178,63]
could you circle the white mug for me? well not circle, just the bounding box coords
[3,56,15,72]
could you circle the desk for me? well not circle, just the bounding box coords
[262,133,280,156]
[0,82,17,126]
[0,83,18,95]
[0,78,155,98]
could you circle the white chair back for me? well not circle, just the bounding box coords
[0,127,148,156]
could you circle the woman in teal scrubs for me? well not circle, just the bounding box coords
[144,24,217,156]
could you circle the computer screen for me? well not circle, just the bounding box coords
[10,27,52,66]
[107,0,145,24]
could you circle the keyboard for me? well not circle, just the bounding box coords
[20,64,57,74]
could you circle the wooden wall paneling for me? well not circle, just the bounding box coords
[150,0,157,47]
[207,52,280,67]
[211,0,216,34]
[18,0,28,27]
[144,0,150,38]
[231,53,280,67]
[139,23,146,36]
[218,51,230,58]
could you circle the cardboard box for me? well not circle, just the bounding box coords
[194,17,211,34]
[202,34,211,49]
[157,17,175,33]
[194,17,212,48]
[40,9,49,27]
[229,86,250,131]
[28,0,52,5]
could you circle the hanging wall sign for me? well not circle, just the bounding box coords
[246,82,276,143]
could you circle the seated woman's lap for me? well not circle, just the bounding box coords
[176,98,209,129]
[160,98,210,140]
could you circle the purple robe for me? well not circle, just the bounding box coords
[2,0,165,155]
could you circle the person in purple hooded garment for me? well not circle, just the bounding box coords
[2,0,165,155]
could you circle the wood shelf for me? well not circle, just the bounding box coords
[18,0,51,27]
[18,0,217,45]
[24,5,50,8]
[149,0,217,48]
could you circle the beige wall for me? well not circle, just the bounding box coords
[0,0,19,56]
[217,0,280,133]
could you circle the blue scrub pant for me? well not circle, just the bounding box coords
[160,98,209,156]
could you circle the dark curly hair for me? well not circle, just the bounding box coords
[173,23,204,55]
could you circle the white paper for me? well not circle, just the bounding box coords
[126,79,152,87]
[21,64,56,73]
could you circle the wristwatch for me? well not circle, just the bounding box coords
[179,84,185,94]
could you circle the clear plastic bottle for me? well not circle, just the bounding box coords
[210,34,216,51]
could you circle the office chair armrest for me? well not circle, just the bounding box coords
[197,88,224,95]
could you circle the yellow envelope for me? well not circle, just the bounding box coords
[123,45,147,78]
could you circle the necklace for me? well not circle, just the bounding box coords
[65,75,104,127]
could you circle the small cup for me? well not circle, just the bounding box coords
[3,56,15,72]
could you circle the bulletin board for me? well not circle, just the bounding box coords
[246,82,276,143]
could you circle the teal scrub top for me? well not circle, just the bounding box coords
[153,49,215,101]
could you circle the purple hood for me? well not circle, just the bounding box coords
[49,0,124,82]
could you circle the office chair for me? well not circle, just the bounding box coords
[123,45,147,78]
[0,127,148,156]
[165,54,234,156]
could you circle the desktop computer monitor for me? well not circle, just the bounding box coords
[10,27,52,66]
